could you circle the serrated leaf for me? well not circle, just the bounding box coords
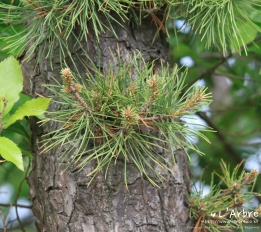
[3,98,51,129]
[0,136,24,171]
[10,93,31,114]
[0,56,23,116]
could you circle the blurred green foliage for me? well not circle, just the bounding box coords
[168,24,261,231]
[0,0,261,231]
[0,0,22,60]
[169,21,261,195]
[0,2,35,230]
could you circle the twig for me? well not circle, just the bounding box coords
[196,112,242,165]
[2,204,12,232]
[0,204,32,209]
[186,35,261,88]
[13,159,31,232]
[187,54,233,88]
[0,218,35,231]
[214,72,261,83]
[202,105,256,113]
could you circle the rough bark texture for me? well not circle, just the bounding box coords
[23,14,193,232]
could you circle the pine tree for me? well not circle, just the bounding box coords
[0,0,260,231]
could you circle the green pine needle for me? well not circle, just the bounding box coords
[189,160,260,231]
[174,0,261,54]
[0,0,174,62]
[40,52,212,187]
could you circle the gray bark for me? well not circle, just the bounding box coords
[23,14,193,232]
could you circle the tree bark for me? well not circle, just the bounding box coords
[23,13,193,232]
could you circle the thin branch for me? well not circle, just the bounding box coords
[218,128,261,139]
[196,112,242,165]
[0,203,32,209]
[203,105,256,113]
[2,204,12,232]
[236,142,261,146]
[214,72,261,83]
[13,159,31,232]
[187,55,233,88]
[0,218,36,231]
[199,52,225,59]
[187,35,261,88]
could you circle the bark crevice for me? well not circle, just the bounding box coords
[24,13,193,232]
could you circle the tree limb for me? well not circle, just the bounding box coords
[13,159,31,232]
[0,203,32,209]
[196,112,242,165]
[187,35,261,88]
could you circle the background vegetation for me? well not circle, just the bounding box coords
[0,0,261,231]
[168,20,261,188]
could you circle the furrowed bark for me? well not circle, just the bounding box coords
[23,14,193,232]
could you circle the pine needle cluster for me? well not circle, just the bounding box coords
[0,0,175,62]
[40,52,212,187]
[189,160,261,232]
[1,1,260,59]
[174,0,261,54]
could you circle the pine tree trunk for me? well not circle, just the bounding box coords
[23,13,193,232]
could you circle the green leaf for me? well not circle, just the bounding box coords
[20,149,33,159]
[2,121,30,139]
[10,93,31,114]
[3,98,51,129]
[0,136,24,171]
[0,56,23,116]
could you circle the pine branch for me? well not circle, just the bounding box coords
[196,112,242,165]
[186,35,261,88]
[214,72,261,84]
[189,161,261,232]
[175,0,261,54]
[41,52,212,187]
